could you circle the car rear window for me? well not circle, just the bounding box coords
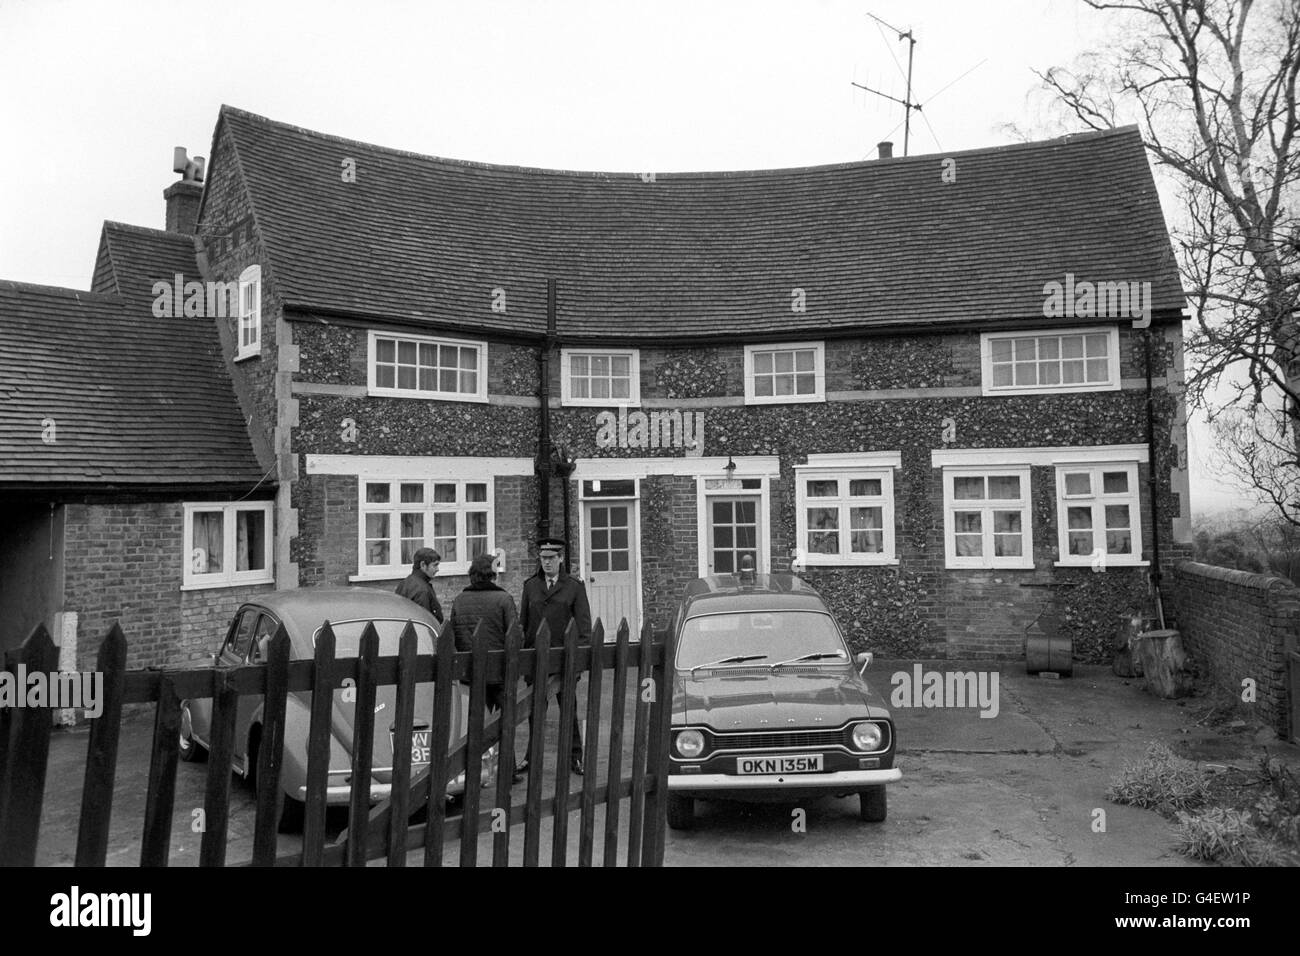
[312,619,437,656]
[676,611,847,669]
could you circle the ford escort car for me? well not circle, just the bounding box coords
[667,561,900,830]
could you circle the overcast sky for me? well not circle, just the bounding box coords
[0,0,1255,517]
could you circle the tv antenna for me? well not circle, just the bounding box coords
[851,12,919,156]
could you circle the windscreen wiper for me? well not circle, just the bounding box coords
[690,654,768,675]
[770,652,845,669]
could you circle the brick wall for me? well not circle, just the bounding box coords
[63,501,275,671]
[1166,561,1299,738]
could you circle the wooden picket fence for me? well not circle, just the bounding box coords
[0,613,674,867]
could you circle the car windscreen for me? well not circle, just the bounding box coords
[676,611,847,669]
[312,619,438,656]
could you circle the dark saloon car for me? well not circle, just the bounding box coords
[667,567,900,829]
[179,588,475,830]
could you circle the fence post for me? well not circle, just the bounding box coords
[345,623,380,867]
[385,622,420,867]
[0,625,58,866]
[603,618,632,867]
[75,622,127,867]
[578,619,606,866]
[251,627,291,867]
[642,624,675,867]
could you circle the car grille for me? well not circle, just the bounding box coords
[710,729,846,751]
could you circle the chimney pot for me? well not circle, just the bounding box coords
[877,141,894,159]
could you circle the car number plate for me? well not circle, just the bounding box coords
[737,754,823,774]
[391,730,432,765]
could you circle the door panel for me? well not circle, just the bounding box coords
[584,500,638,639]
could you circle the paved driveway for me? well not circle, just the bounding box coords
[31,660,1284,866]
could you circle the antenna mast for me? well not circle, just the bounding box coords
[851,12,920,156]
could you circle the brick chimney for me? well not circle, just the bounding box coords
[164,147,205,234]
[877,141,894,159]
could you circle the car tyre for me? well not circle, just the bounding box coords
[859,786,887,823]
[179,702,205,762]
[248,726,303,834]
[666,793,695,830]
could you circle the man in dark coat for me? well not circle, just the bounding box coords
[395,547,443,624]
[519,536,592,774]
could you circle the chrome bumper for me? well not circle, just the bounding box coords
[668,768,901,790]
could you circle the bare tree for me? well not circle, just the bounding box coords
[1034,0,1300,524]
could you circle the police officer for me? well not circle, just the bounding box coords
[518,536,591,775]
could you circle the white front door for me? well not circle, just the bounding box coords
[706,496,760,574]
[582,498,639,640]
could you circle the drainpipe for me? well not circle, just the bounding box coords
[535,279,556,541]
[1144,326,1165,628]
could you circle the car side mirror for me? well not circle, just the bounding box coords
[855,652,873,675]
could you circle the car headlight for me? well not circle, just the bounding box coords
[851,722,883,752]
[675,729,705,758]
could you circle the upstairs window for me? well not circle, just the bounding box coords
[561,349,640,406]
[981,327,1119,395]
[236,265,261,360]
[744,342,825,404]
[358,478,493,577]
[367,331,488,402]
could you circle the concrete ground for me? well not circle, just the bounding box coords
[28,659,1299,866]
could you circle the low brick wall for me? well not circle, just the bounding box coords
[1165,561,1299,738]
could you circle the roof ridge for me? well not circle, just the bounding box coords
[102,220,202,246]
[218,104,1145,179]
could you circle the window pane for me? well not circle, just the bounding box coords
[955,534,982,557]
[466,483,487,502]
[397,365,417,389]
[377,339,395,362]
[612,378,630,399]
[398,340,417,364]
[1014,362,1037,386]
[612,550,629,571]
[850,507,883,554]
[992,365,1013,387]
[419,343,437,367]
[991,339,1012,363]
[365,483,390,503]
[592,551,609,572]
[1040,363,1061,385]
[807,480,838,498]
[400,483,423,503]
[1085,334,1109,357]
[1039,337,1060,360]
[774,374,794,396]
[591,355,610,377]
[712,501,732,523]
[795,372,816,394]
[466,511,487,537]
[1103,471,1129,494]
[953,511,982,534]
[376,365,395,389]
[592,377,610,399]
[1013,338,1037,361]
[1069,531,1093,555]
[1105,504,1130,530]
[808,531,839,554]
[953,477,984,500]
[992,511,1021,534]
[754,376,773,397]
[988,476,1020,499]
[1106,530,1132,554]
[848,478,882,496]
[236,509,266,572]
[571,354,588,376]
[1061,336,1084,359]
[993,535,1023,557]
[611,355,630,377]
[400,512,423,537]
[1086,359,1109,382]
[754,351,773,374]
[433,513,457,561]
[459,348,477,371]
[418,367,437,391]
[1062,360,1085,384]
[366,513,389,538]
[191,511,224,574]
[736,500,756,522]
[434,483,456,503]
[439,368,457,392]
[1067,506,1093,530]
[795,350,815,371]
[714,526,733,548]
[1064,473,1091,496]
[460,370,478,394]
[808,507,838,531]
[774,351,794,373]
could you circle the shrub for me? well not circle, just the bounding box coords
[1175,808,1287,866]
[1106,742,1210,813]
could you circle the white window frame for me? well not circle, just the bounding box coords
[235,265,261,361]
[743,341,825,405]
[980,326,1120,396]
[367,330,489,403]
[794,466,897,566]
[942,466,1034,570]
[561,348,641,407]
[1054,462,1145,567]
[182,501,274,589]
[355,476,494,579]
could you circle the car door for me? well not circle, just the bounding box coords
[188,607,258,747]
[231,611,280,774]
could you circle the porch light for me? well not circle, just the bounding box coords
[725,455,736,477]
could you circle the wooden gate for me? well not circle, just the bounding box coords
[0,614,673,867]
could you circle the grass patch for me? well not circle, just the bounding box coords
[1106,742,1210,813]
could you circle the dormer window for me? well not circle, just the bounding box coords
[236,265,261,360]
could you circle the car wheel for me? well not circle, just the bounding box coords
[179,703,205,762]
[666,794,695,830]
[859,786,887,823]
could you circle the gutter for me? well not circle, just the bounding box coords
[1144,327,1165,627]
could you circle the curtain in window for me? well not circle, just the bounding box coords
[192,511,223,573]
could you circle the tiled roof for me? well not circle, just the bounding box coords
[0,261,266,488]
[94,220,203,303]
[214,106,1185,341]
